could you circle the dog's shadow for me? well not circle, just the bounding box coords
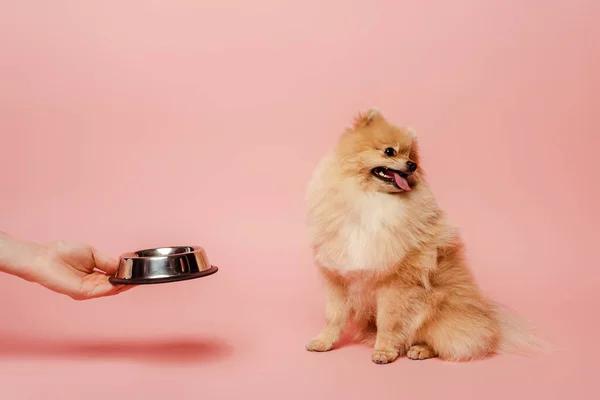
[0,334,233,364]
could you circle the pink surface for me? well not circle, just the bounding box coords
[0,0,598,399]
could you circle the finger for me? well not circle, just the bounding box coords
[115,284,136,294]
[82,274,136,299]
[90,247,120,275]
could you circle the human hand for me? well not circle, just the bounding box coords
[0,234,133,300]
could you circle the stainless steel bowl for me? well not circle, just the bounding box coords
[109,246,218,285]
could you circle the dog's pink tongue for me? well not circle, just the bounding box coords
[392,172,411,191]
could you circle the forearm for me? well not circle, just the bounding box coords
[0,232,20,276]
[0,232,38,279]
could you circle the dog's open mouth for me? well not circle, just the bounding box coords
[371,167,412,191]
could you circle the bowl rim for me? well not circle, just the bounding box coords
[119,245,205,260]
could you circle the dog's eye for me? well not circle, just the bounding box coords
[384,147,397,157]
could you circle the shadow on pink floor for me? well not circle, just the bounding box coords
[0,335,233,364]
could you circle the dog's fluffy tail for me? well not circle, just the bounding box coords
[492,301,552,356]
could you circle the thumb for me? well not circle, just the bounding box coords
[90,247,120,275]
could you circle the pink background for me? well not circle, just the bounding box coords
[0,0,598,399]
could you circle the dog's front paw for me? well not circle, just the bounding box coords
[407,344,436,360]
[371,348,399,364]
[306,338,333,352]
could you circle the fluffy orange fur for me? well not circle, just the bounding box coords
[305,109,542,364]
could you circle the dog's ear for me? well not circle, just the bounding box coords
[353,108,384,129]
[407,127,420,164]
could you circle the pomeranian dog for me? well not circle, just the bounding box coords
[305,109,541,364]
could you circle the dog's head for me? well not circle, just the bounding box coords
[335,109,422,193]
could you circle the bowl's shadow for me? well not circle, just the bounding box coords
[0,335,233,364]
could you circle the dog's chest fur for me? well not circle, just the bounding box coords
[309,185,412,274]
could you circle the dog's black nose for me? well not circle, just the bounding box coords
[406,161,417,172]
